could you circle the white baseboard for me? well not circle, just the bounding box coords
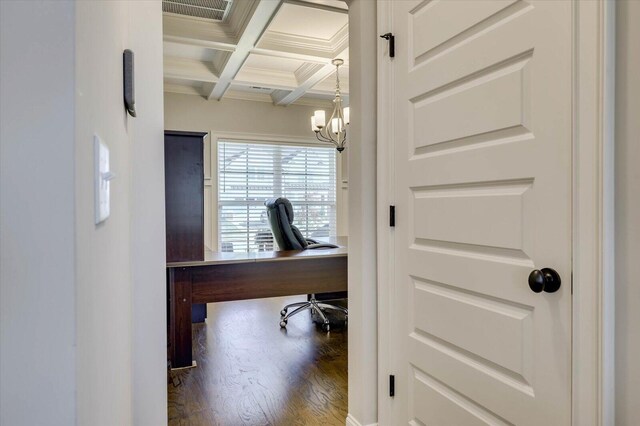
[346,414,378,426]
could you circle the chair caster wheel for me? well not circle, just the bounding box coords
[279,319,288,328]
[280,309,287,316]
[322,323,330,332]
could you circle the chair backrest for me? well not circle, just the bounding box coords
[264,197,308,251]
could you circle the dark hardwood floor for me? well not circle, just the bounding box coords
[168,296,348,426]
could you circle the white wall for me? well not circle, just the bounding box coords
[615,2,640,424]
[75,1,166,425]
[165,93,332,137]
[129,3,168,426]
[164,93,348,246]
[1,2,166,425]
[75,2,133,422]
[0,2,77,425]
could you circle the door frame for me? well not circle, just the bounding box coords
[375,1,616,425]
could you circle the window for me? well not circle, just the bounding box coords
[218,140,337,252]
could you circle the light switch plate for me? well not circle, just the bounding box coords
[94,135,113,224]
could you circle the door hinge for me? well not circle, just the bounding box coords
[389,374,395,397]
[380,32,395,58]
[390,205,396,227]
[571,272,573,295]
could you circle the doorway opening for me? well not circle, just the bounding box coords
[161,1,354,424]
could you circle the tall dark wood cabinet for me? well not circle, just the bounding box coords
[164,131,207,262]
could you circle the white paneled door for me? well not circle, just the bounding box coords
[389,1,572,425]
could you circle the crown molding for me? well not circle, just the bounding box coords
[257,22,349,60]
[329,23,349,56]
[225,89,274,103]
[289,97,333,108]
[258,31,335,57]
[269,89,335,108]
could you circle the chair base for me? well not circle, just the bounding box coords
[279,295,348,332]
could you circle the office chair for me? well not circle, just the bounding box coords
[264,197,348,332]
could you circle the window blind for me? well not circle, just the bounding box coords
[218,140,337,253]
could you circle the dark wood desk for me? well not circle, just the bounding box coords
[167,240,348,369]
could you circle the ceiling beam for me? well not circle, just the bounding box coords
[163,14,238,52]
[250,47,331,64]
[269,89,291,104]
[207,0,283,101]
[164,57,219,83]
[232,79,334,95]
[274,46,348,106]
[162,39,336,65]
[273,63,336,105]
[163,34,236,52]
[164,82,208,97]
[283,0,348,14]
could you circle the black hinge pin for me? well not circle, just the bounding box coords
[389,374,395,397]
[389,205,396,227]
[380,32,395,58]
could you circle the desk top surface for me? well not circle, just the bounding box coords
[167,237,347,268]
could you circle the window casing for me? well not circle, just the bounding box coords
[218,140,337,252]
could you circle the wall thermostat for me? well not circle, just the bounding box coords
[123,49,136,117]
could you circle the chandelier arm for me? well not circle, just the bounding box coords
[315,131,336,146]
[335,99,345,141]
[319,127,333,143]
[327,101,338,136]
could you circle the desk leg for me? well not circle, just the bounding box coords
[168,267,193,369]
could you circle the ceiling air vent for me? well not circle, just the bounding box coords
[162,0,233,22]
[249,86,273,92]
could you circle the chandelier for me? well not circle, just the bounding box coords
[311,58,349,152]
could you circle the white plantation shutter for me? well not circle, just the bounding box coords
[218,140,337,252]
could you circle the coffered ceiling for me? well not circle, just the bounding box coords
[162,0,349,107]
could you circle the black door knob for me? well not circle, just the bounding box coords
[528,268,562,293]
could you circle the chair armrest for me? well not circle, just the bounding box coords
[307,243,340,249]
